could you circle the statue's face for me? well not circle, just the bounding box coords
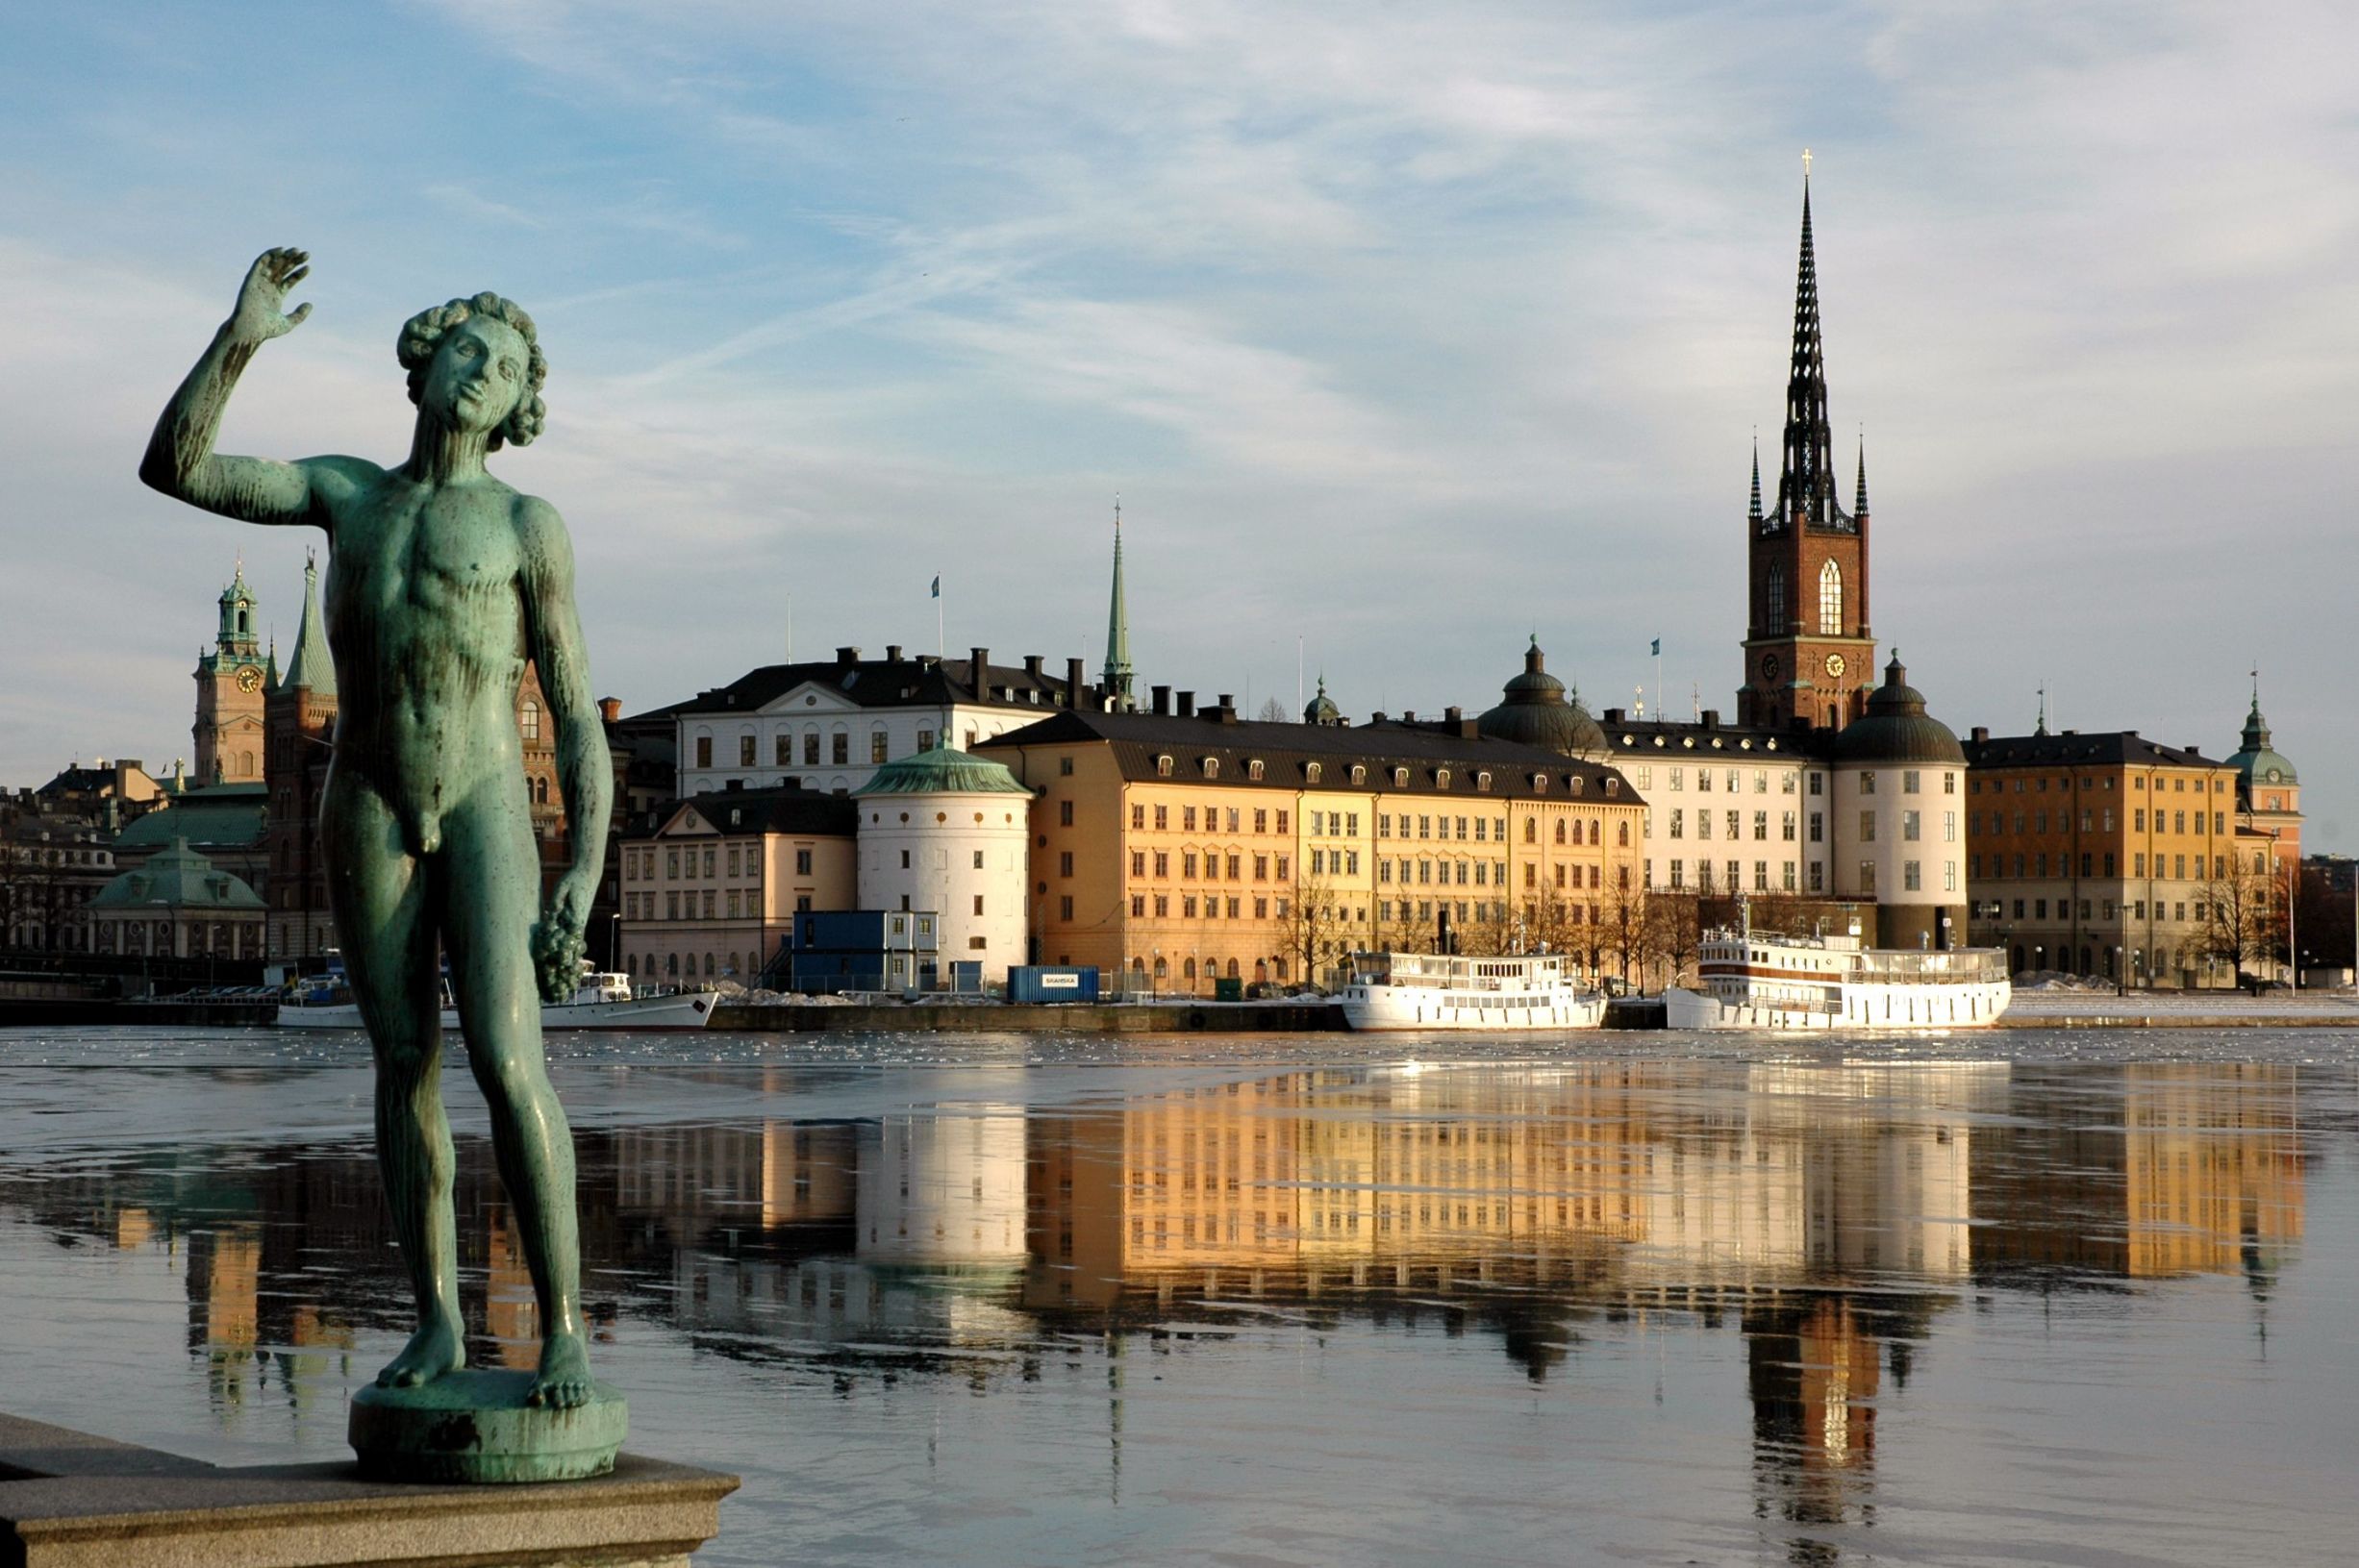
[420,316,530,436]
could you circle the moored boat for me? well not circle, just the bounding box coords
[277,966,722,1032]
[1664,927,2008,1031]
[1340,951,1606,1032]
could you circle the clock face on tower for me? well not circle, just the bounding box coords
[236,665,264,692]
[1823,653,1846,679]
[1761,653,1781,681]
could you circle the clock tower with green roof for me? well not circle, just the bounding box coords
[193,560,268,784]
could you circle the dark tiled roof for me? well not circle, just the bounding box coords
[623,785,859,841]
[976,710,1640,803]
[666,655,1071,719]
[113,786,268,849]
[1963,732,2232,770]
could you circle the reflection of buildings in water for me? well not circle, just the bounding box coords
[857,1103,1027,1268]
[486,1206,539,1370]
[183,1220,354,1419]
[1972,1064,2304,1283]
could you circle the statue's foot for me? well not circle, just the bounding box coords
[375,1314,465,1390]
[528,1330,595,1409]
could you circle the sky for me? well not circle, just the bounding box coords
[2,1,2353,850]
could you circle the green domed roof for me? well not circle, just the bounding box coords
[1830,654,1964,764]
[88,838,264,912]
[1303,675,1342,726]
[1477,638,1607,757]
[2229,696,2297,785]
[856,742,1030,797]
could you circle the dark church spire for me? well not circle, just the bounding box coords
[1748,432,1763,523]
[1854,434,1870,520]
[1772,152,1848,535]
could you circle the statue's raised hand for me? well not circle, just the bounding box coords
[228,247,313,344]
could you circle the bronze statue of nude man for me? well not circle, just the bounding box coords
[141,248,612,1411]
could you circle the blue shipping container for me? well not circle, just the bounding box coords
[1007,966,1100,1005]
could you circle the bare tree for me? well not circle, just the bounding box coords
[2197,850,2280,989]
[1280,866,1356,990]
[1646,891,1704,991]
[1256,695,1289,724]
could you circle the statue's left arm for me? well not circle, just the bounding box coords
[518,497,614,986]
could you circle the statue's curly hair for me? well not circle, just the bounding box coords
[396,291,548,450]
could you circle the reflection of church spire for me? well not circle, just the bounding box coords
[1102,501,1135,711]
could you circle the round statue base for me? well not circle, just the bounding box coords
[348,1368,627,1484]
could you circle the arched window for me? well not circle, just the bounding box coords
[1618,822,1630,846]
[1523,819,1537,844]
[1818,560,1843,635]
[520,700,541,739]
[1766,563,1785,631]
[1554,820,1567,845]
[1183,958,1197,980]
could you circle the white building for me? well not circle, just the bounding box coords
[855,744,1034,980]
[669,645,1079,798]
[1827,657,1967,949]
[1598,710,1829,899]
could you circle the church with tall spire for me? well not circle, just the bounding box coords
[1738,157,1878,732]
[1102,501,1136,712]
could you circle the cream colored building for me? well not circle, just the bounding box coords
[617,787,856,985]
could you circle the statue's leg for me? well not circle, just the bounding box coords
[438,784,592,1409]
[321,775,464,1388]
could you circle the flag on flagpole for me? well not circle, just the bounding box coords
[930,575,941,599]
[1649,637,1660,657]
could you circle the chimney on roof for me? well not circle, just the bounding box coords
[1443,706,1462,726]
[598,696,622,724]
[1603,708,1624,725]
[1970,726,1990,744]
[886,644,903,663]
[1023,654,1042,681]
[1215,695,1238,725]
[1151,684,1170,715]
[1402,709,1415,722]
[1460,717,1479,739]
[1176,690,1195,718]
[1066,658,1086,709]
[1700,709,1719,730]
[969,647,990,692]
[1371,711,1388,724]
[835,646,860,666]
[2061,728,2077,736]
[2184,744,2201,756]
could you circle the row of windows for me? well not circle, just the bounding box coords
[1669,809,1816,842]
[1847,859,1958,895]
[1648,767,1811,795]
[1131,804,1291,834]
[1129,851,1290,881]
[1854,809,1957,844]
[1977,851,2229,882]
[1374,858,1508,885]
[626,845,816,881]
[1665,859,1817,893]
[1144,755,1622,798]
[1971,772,2226,795]
[692,726,966,771]
[1856,770,1957,796]
[1997,896,2210,925]
[1130,893,1288,921]
[1969,808,2224,836]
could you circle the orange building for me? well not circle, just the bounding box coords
[1963,728,2240,987]
[978,702,1643,991]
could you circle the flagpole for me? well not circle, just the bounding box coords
[1655,641,1663,722]
[936,576,944,659]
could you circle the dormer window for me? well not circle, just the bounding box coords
[1201,758,1219,780]
[1570,776,1585,797]
[1247,759,1266,781]
[1475,771,1492,792]
[1532,773,1548,793]
[1435,768,1451,789]
[1350,765,1367,785]
[1605,778,1619,797]
[1393,767,1409,787]
[1156,754,1173,777]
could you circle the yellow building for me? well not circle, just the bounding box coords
[978,704,1644,991]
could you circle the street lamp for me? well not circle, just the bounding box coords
[1151,947,1160,1003]
[608,910,621,974]
[2115,944,2125,998]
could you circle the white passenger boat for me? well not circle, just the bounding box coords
[1340,951,1606,1032]
[1664,927,2009,1031]
[277,968,722,1032]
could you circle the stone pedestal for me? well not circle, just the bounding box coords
[349,1370,627,1484]
[1,1411,736,1568]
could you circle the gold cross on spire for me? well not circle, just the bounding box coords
[1801,147,1813,181]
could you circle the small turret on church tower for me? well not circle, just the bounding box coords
[1738,156,1878,733]
[192,560,267,784]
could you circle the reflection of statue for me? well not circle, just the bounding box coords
[141,250,612,1413]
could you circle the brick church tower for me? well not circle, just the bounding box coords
[1737,167,1878,732]
[193,562,270,784]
